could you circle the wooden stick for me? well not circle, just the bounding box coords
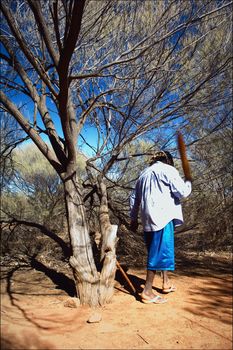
[116,260,137,295]
[177,132,192,181]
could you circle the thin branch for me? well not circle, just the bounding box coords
[0,2,58,97]
[69,1,232,79]
[50,0,62,53]
[0,218,70,257]
[27,0,59,67]
[0,90,63,174]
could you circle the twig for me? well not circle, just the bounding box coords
[137,333,149,344]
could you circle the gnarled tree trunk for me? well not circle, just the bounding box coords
[64,172,99,306]
[64,172,118,307]
[97,175,118,305]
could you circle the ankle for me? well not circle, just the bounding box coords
[142,289,152,296]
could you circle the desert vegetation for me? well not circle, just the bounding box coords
[0,0,232,307]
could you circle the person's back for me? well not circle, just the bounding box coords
[130,160,191,232]
[130,151,192,304]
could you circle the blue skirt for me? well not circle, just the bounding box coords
[144,221,175,271]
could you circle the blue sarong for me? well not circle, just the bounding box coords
[144,221,175,270]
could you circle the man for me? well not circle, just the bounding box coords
[130,151,192,304]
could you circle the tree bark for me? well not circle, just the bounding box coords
[64,172,100,306]
[99,224,118,305]
[64,172,118,307]
[97,176,118,305]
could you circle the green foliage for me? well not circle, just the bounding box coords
[0,112,24,190]
[1,144,65,230]
[15,145,57,179]
[2,142,88,229]
[1,0,232,256]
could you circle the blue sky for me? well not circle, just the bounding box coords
[20,120,98,157]
[9,91,98,157]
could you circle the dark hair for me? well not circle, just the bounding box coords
[149,150,174,166]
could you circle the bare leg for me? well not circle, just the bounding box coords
[162,270,176,292]
[141,270,168,303]
[141,270,156,299]
[162,270,169,289]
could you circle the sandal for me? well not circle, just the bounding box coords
[141,295,168,304]
[162,285,176,294]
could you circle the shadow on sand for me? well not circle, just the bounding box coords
[30,256,77,297]
[115,253,232,325]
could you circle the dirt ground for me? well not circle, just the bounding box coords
[1,253,232,350]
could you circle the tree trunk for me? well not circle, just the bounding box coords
[99,224,118,305]
[63,172,118,307]
[97,176,118,305]
[63,172,100,306]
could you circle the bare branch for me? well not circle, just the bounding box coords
[0,2,58,97]
[27,0,59,66]
[0,90,63,174]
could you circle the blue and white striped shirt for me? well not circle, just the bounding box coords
[130,161,192,231]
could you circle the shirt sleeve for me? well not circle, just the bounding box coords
[163,167,192,199]
[129,181,141,221]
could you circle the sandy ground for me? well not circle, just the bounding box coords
[1,255,232,350]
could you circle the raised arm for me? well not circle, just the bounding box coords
[163,166,192,199]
